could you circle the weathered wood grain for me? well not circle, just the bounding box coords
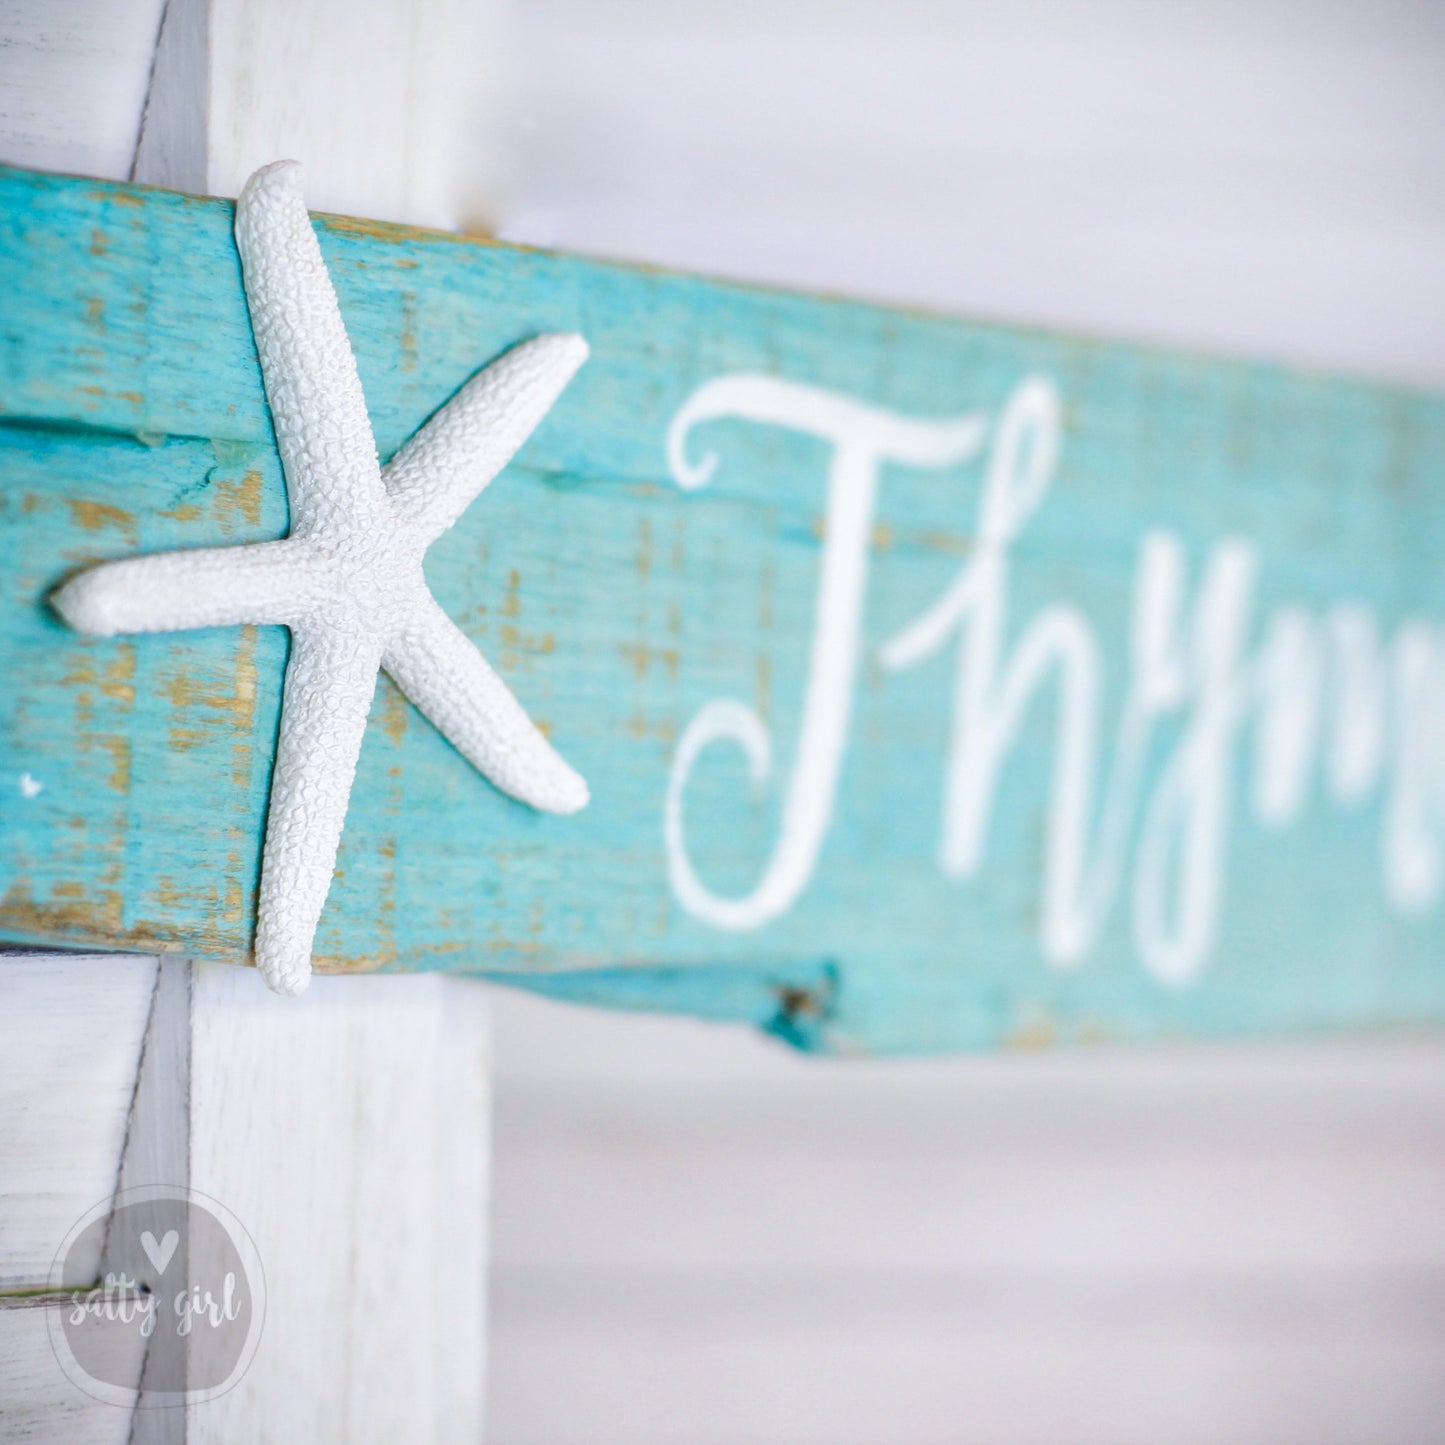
[0,953,157,1289]
[0,1296,144,1444]
[0,0,165,185]
[183,963,490,1445]
[2,164,1443,1053]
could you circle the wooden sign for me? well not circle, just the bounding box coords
[3,164,1444,1052]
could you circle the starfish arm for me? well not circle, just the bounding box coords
[52,540,318,637]
[383,596,589,815]
[384,334,589,543]
[253,627,382,994]
[234,161,386,536]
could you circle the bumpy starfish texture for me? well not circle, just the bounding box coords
[53,160,590,995]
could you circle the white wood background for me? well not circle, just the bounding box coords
[0,4,500,1440]
[485,3,1445,1442]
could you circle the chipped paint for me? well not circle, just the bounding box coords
[66,499,138,540]
[212,468,265,534]
[377,675,410,746]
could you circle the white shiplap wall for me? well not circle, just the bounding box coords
[486,3,1445,1442]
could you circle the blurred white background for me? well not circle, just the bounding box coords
[484,3,1445,1443]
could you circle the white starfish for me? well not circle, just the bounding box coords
[53,160,590,995]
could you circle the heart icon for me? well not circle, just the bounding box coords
[140,1228,179,1277]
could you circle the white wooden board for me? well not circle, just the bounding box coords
[134,0,503,230]
[0,4,498,1440]
[0,0,165,182]
[186,966,490,1445]
[0,954,157,1289]
[0,1299,144,1445]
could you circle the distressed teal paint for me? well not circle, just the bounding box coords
[1,165,1443,1053]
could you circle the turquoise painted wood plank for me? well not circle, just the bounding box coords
[2,165,1444,1054]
